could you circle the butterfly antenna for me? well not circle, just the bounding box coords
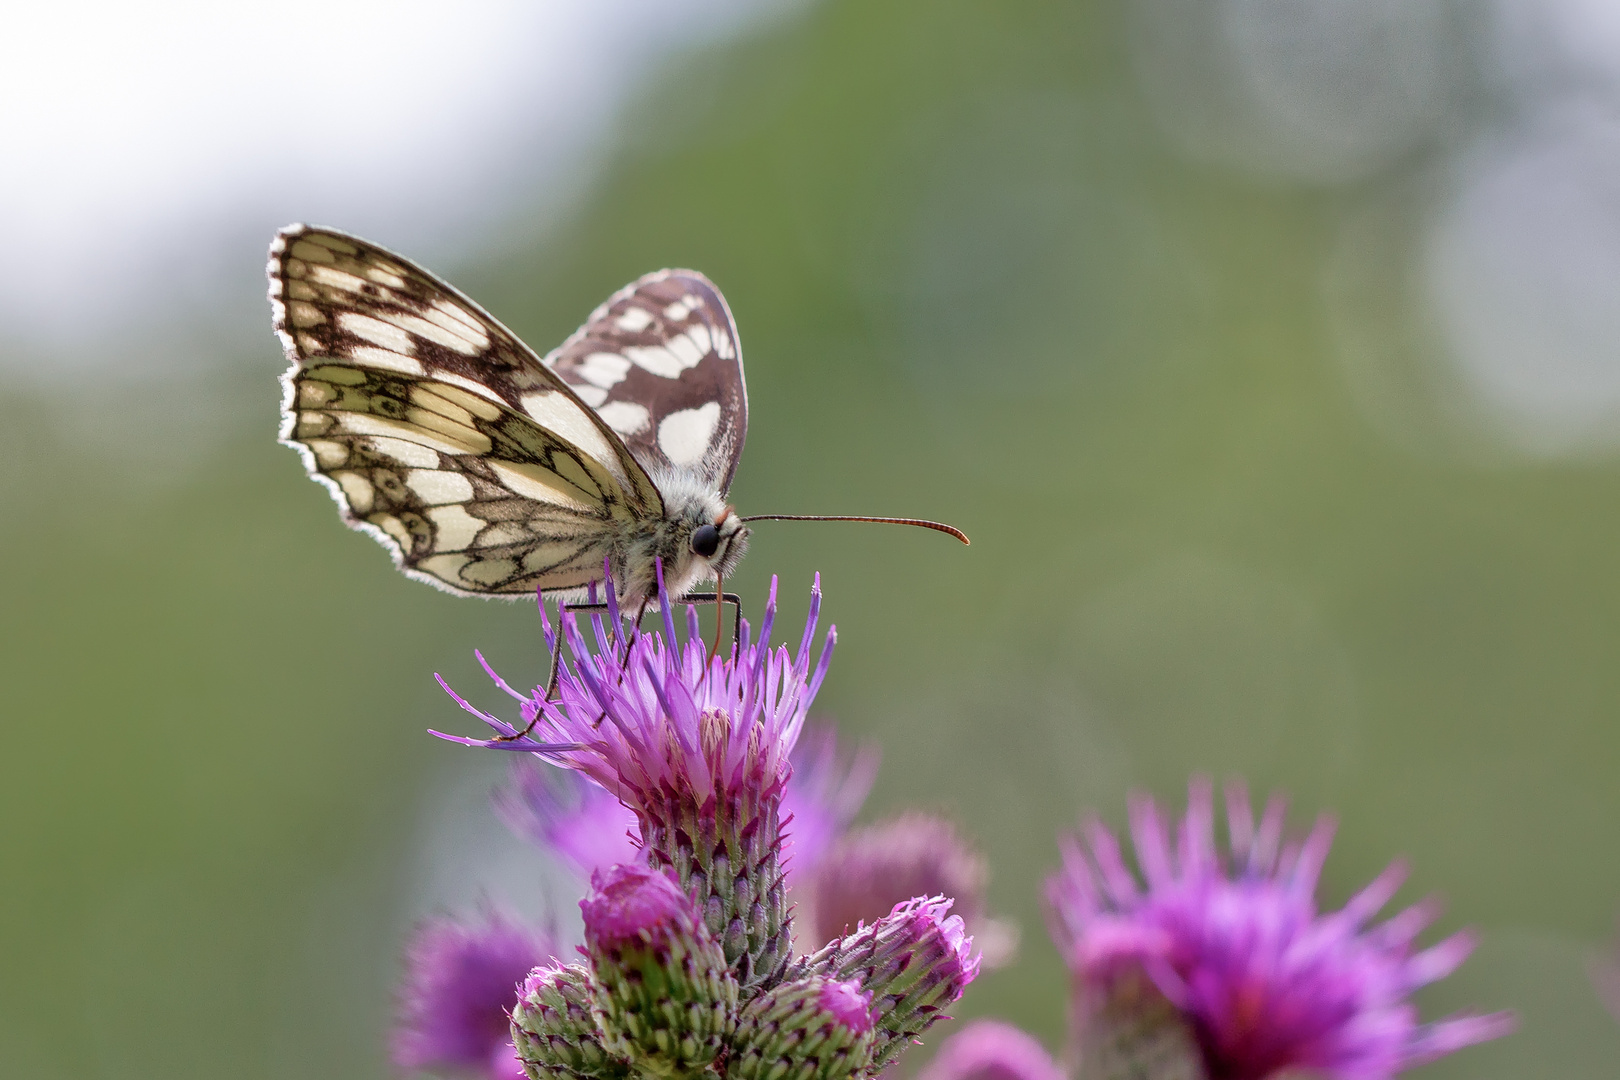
[739,514,970,544]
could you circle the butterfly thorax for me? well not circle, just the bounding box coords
[616,468,748,607]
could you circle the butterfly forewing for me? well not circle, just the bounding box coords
[545,269,748,491]
[271,225,665,596]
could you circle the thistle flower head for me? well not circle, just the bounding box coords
[729,975,879,1080]
[440,571,836,990]
[510,961,618,1080]
[1046,779,1514,1080]
[439,571,834,817]
[393,909,558,1080]
[915,1020,1065,1080]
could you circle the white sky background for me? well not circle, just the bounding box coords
[0,0,800,372]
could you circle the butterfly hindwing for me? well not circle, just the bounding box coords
[544,269,748,491]
[270,225,664,596]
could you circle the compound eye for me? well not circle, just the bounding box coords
[690,523,721,558]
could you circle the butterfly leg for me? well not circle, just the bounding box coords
[493,598,613,743]
[593,596,653,730]
[671,591,744,656]
[493,592,737,744]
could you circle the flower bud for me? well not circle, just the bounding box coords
[796,896,980,1070]
[727,976,876,1080]
[511,962,624,1080]
[581,864,739,1075]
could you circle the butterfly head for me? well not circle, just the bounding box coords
[654,468,750,592]
[687,503,749,582]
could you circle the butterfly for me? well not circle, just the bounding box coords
[269,225,965,626]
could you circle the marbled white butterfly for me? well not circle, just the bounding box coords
[269,225,964,619]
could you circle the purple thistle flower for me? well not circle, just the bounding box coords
[494,761,642,878]
[393,908,560,1080]
[436,571,833,813]
[915,1020,1066,1080]
[1046,778,1515,1080]
[438,571,836,990]
[803,813,1017,965]
[495,722,872,885]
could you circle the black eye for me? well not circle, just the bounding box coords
[690,523,721,558]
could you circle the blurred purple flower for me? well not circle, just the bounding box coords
[394,908,559,1080]
[803,812,1017,964]
[915,1019,1065,1080]
[1046,779,1514,1080]
[493,761,642,878]
[781,723,878,879]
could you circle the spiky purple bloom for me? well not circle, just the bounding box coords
[1047,779,1514,1080]
[804,813,1016,965]
[437,572,832,812]
[495,761,641,878]
[496,724,871,885]
[915,1020,1066,1080]
[439,572,836,990]
[394,909,559,1080]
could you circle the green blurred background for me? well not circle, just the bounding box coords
[5,1,1620,1077]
